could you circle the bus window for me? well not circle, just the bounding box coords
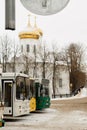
[16,77,26,100]
[4,82,12,107]
[45,87,49,96]
[30,80,35,98]
[25,78,30,99]
[42,79,49,96]
[40,85,44,96]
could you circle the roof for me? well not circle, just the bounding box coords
[19,16,43,40]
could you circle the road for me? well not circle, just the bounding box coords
[2,99,87,130]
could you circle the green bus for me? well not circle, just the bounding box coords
[35,78,50,110]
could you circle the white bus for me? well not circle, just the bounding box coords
[0,73,30,118]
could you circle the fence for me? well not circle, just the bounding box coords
[52,93,74,98]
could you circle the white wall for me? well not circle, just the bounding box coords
[55,68,70,95]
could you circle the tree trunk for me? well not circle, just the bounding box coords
[52,62,56,98]
[42,60,45,78]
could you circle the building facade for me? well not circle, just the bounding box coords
[1,16,70,97]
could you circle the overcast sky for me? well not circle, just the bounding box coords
[0,0,87,49]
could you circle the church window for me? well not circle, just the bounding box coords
[26,44,30,52]
[33,45,36,54]
[59,78,62,88]
[21,45,23,52]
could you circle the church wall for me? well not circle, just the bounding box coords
[6,60,70,98]
[56,69,70,95]
[20,38,41,56]
[17,16,70,97]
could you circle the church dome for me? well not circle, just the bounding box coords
[19,26,40,39]
[36,28,43,36]
[19,15,43,39]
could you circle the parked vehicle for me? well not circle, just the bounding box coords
[0,73,30,119]
[29,78,36,112]
[0,72,51,119]
[35,78,50,110]
[0,89,5,126]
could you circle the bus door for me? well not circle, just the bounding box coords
[3,80,13,115]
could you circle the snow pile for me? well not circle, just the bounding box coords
[75,88,87,98]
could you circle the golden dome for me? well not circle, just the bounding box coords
[19,29,40,39]
[19,15,43,39]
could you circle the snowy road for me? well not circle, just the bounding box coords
[2,109,56,130]
[2,99,87,130]
[2,88,87,130]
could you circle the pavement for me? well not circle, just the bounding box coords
[2,88,87,130]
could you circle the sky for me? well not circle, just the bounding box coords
[0,0,87,49]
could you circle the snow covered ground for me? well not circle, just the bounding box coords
[2,104,87,130]
[2,88,87,130]
[51,87,87,104]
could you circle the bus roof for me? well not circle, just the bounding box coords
[0,72,29,79]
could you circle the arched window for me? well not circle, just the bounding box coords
[26,44,30,53]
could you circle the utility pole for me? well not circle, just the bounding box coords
[5,0,15,30]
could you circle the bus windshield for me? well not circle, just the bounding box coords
[40,84,49,97]
[16,76,29,100]
[42,79,49,96]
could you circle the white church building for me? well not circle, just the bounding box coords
[4,16,70,97]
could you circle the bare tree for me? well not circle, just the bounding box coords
[52,41,63,98]
[64,43,86,93]
[33,44,37,78]
[51,44,61,98]
[11,40,21,72]
[37,41,50,79]
[23,54,33,75]
[0,34,12,72]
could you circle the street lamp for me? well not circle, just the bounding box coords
[20,0,70,15]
